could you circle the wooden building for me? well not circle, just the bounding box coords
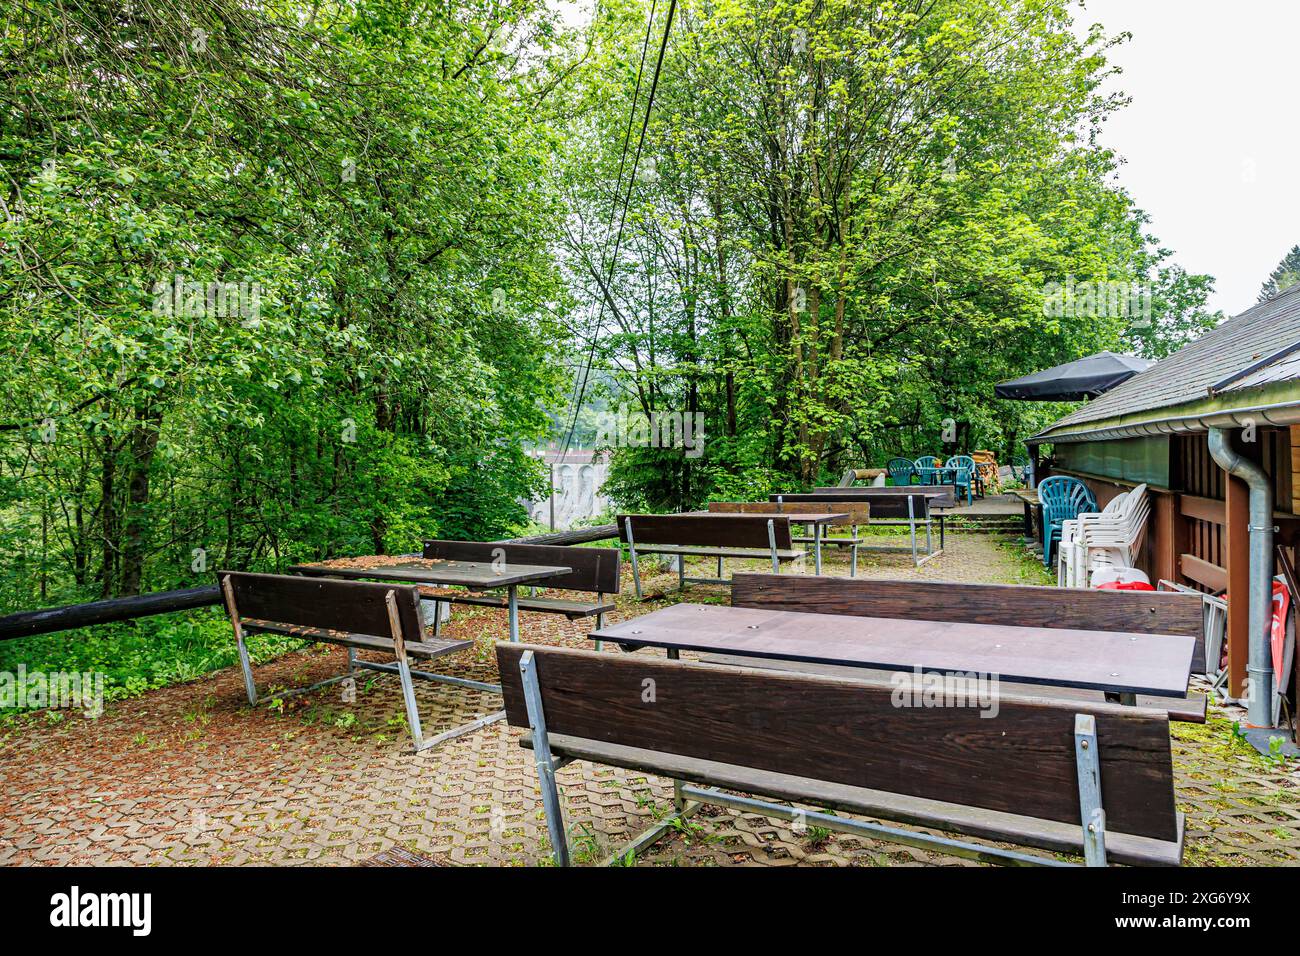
[1029,284,1300,702]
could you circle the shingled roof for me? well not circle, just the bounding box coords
[1031,283,1300,444]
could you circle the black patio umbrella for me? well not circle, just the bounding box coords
[994,351,1154,402]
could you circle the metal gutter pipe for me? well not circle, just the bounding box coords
[1207,426,1274,727]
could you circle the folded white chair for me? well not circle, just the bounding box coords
[1058,492,1127,587]
[1078,485,1149,585]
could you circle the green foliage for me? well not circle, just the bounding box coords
[0,608,301,714]
[1259,245,1300,303]
[0,0,575,612]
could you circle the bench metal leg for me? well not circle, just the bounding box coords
[678,786,1068,867]
[814,523,823,575]
[395,654,426,751]
[768,519,780,574]
[717,555,723,580]
[677,555,686,592]
[594,611,604,653]
[354,658,502,695]
[1074,714,1108,866]
[418,709,506,749]
[352,656,510,746]
[235,632,258,706]
[604,793,702,866]
[520,650,570,866]
[222,576,259,706]
[850,527,859,578]
[625,518,643,600]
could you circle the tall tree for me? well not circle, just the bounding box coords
[1259,244,1300,302]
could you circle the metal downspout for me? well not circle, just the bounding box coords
[1207,426,1274,727]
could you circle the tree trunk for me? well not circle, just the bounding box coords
[119,404,162,596]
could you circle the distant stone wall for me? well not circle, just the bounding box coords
[526,460,610,531]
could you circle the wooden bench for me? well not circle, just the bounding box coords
[219,571,491,752]
[721,573,1207,721]
[617,513,804,599]
[708,501,871,576]
[497,643,1184,867]
[420,540,619,628]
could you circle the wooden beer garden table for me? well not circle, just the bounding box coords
[1011,488,1043,542]
[289,555,572,643]
[590,602,1196,702]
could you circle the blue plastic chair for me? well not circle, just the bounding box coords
[946,455,978,506]
[886,457,916,486]
[1037,475,1098,568]
[914,456,940,485]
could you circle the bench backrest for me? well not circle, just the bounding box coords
[708,501,870,525]
[219,570,424,640]
[422,540,620,594]
[618,513,794,550]
[774,492,935,519]
[497,643,1178,842]
[731,573,1206,671]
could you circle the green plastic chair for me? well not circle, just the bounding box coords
[946,454,978,506]
[914,455,940,485]
[1038,475,1098,568]
[886,458,916,486]
[1010,455,1030,483]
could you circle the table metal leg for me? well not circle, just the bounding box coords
[814,523,823,575]
[508,585,520,643]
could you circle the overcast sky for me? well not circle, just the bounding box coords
[1074,0,1299,316]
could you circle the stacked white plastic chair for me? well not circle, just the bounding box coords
[1056,484,1150,588]
[1056,493,1124,587]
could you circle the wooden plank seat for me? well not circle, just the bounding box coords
[617,513,804,599]
[498,643,1184,867]
[694,653,1208,724]
[220,571,494,752]
[730,572,1208,675]
[239,619,471,659]
[423,592,616,620]
[420,539,620,625]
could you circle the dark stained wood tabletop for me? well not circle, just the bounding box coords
[288,557,572,590]
[589,603,1195,698]
[686,509,848,523]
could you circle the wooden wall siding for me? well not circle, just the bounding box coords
[1060,431,1293,597]
[1292,424,1300,514]
[1171,429,1294,594]
[1179,433,1223,499]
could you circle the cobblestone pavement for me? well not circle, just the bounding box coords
[1,532,1296,866]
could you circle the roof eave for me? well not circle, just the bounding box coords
[1027,379,1300,445]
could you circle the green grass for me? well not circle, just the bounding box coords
[0,608,305,719]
